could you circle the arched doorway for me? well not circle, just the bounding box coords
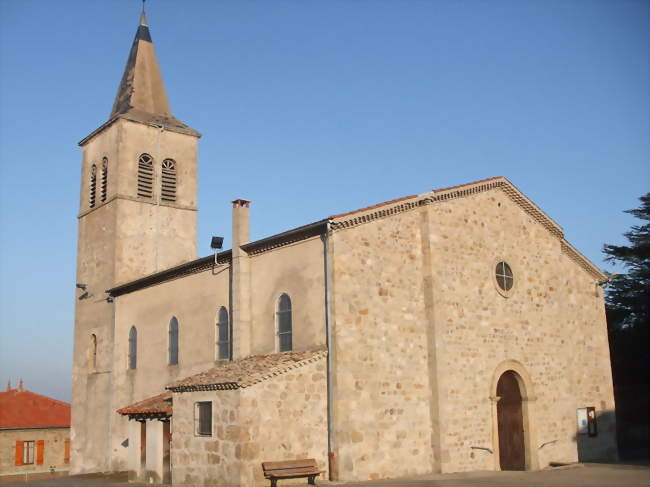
[496,370,525,470]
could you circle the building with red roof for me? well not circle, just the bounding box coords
[0,381,71,480]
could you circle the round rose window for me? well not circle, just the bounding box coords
[495,261,514,292]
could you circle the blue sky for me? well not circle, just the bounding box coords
[0,1,648,402]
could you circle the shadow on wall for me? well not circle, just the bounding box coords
[573,409,619,464]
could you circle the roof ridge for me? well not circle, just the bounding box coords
[0,389,70,408]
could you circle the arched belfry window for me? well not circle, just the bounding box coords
[137,153,154,198]
[128,326,137,370]
[168,317,179,365]
[100,157,108,203]
[89,164,97,208]
[276,294,292,352]
[161,159,177,202]
[216,307,230,360]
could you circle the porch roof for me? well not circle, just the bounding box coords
[117,391,172,420]
[167,349,327,393]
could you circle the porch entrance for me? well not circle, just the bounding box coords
[496,370,525,470]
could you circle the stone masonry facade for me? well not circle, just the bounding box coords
[0,429,70,476]
[171,355,328,487]
[328,181,616,478]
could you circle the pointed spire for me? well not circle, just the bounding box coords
[6,380,11,391]
[80,7,200,145]
[110,9,172,119]
[140,0,148,28]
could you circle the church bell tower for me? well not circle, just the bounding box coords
[71,10,200,473]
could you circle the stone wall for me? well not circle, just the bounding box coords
[73,118,198,474]
[172,355,328,487]
[425,188,616,472]
[111,264,231,471]
[110,233,327,472]
[0,428,69,476]
[330,207,436,481]
[249,236,327,356]
[328,183,616,479]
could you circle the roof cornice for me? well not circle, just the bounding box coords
[330,176,604,281]
[107,251,231,298]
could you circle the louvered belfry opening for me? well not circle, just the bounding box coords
[101,157,108,203]
[137,153,154,198]
[89,164,97,208]
[161,159,177,202]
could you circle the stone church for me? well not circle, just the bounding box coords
[71,11,618,486]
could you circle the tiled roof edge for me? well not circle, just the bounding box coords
[107,251,232,297]
[239,350,327,388]
[328,177,507,230]
[241,220,327,256]
[167,382,240,393]
[330,176,566,242]
[79,113,200,146]
[167,350,327,393]
[560,240,607,281]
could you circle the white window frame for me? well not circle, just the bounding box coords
[22,440,35,465]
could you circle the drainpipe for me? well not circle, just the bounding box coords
[324,220,337,480]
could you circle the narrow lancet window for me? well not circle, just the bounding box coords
[101,157,108,203]
[137,153,154,198]
[216,307,230,360]
[169,317,179,365]
[128,326,137,369]
[89,334,97,372]
[89,164,97,208]
[276,294,292,352]
[161,159,177,202]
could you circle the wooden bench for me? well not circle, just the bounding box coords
[262,458,324,487]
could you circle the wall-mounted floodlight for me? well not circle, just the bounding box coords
[211,236,224,264]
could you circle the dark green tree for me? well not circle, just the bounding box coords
[604,192,650,331]
[603,193,650,454]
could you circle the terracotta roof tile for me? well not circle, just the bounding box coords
[431,175,504,194]
[167,349,327,393]
[0,388,70,429]
[328,176,505,220]
[117,391,172,416]
[329,194,419,219]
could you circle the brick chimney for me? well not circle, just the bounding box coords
[231,199,251,359]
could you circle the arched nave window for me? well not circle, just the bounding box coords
[276,294,292,352]
[169,317,179,365]
[216,307,230,360]
[128,326,137,369]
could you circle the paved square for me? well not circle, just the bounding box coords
[2,463,649,487]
